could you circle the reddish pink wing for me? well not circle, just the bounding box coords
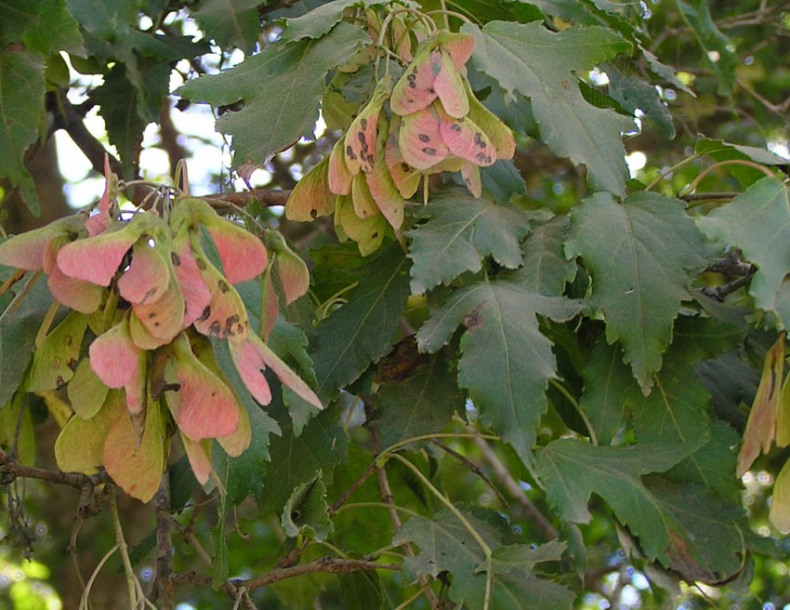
[438,108,495,167]
[437,32,476,69]
[190,234,249,342]
[202,217,268,285]
[132,278,185,342]
[385,116,421,198]
[118,240,170,304]
[461,161,482,198]
[89,316,140,388]
[366,121,405,230]
[167,334,240,441]
[328,138,353,195]
[45,241,103,313]
[171,236,211,327]
[390,47,441,116]
[229,338,273,406]
[398,105,448,170]
[433,49,469,119]
[180,432,212,484]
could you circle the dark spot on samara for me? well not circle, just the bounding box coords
[218,279,230,293]
[209,321,222,336]
[195,258,207,270]
[198,305,211,322]
[451,124,462,133]
[346,145,357,160]
[407,73,416,82]
[372,232,379,239]
[474,133,486,147]
[171,252,181,266]
[418,134,430,143]
[360,118,367,130]
[408,81,416,89]
[68,359,78,371]
[56,376,65,387]
[224,314,240,335]
[148,312,157,319]
[310,209,318,219]
[401,163,410,172]
[423,147,436,155]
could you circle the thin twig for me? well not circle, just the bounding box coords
[328,459,378,517]
[430,439,508,505]
[110,487,142,609]
[472,436,559,541]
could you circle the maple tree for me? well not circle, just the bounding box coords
[0,1,789,609]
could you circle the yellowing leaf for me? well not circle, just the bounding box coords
[775,372,790,447]
[285,156,335,221]
[28,312,87,392]
[737,333,786,476]
[335,195,387,256]
[55,390,125,475]
[68,357,109,420]
[103,400,166,502]
[769,458,790,533]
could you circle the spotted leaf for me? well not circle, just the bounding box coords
[385,115,421,198]
[285,156,336,221]
[366,119,405,230]
[328,137,353,195]
[391,45,442,116]
[344,76,391,174]
[466,83,515,160]
[190,234,249,342]
[28,311,87,392]
[399,105,448,170]
[437,105,495,167]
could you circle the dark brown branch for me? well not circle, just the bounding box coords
[700,274,754,302]
[328,460,378,518]
[47,92,123,178]
[202,188,291,207]
[242,557,399,591]
[0,449,109,489]
[152,477,174,610]
[680,192,738,202]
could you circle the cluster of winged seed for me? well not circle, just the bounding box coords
[285,30,515,256]
[0,170,320,501]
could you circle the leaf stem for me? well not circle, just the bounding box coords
[549,378,598,446]
[34,299,60,348]
[644,152,703,191]
[110,487,141,609]
[385,452,494,610]
[382,431,499,455]
[79,543,120,610]
[680,159,777,197]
